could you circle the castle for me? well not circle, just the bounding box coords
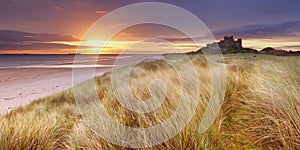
[188,35,300,55]
[218,36,242,48]
[206,36,242,48]
[205,36,243,53]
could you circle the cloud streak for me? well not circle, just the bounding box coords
[213,20,300,39]
[2,20,300,53]
[0,30,79,42]
[0,30,80,52]
[0,42,77,50]
[149,20,300,45]
[279,45,300,50]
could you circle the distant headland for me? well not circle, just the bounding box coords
[188,36,300,56]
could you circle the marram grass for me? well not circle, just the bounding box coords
[0,53,299,149]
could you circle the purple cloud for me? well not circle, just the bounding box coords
[213,20,300,39]
[0,30,79,51]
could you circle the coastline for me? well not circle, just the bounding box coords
[0,68,109,115]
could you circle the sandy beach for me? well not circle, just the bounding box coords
[0,68,108,115]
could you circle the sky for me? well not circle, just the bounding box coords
[1,0,300,54]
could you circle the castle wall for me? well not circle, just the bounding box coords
[218,36,242,48]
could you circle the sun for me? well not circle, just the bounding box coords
[77,40,126,54]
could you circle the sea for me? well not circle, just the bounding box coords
[0,54,164,69]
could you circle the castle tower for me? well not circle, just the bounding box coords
[237,38,242,48]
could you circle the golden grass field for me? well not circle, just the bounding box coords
[0,53,299,149]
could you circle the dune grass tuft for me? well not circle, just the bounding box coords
[0,53,299,149]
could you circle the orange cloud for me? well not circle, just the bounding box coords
[94,10,107,14]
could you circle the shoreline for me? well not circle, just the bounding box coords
[0,68,109,115]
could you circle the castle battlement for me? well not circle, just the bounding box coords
[218,36,242,48]
[203,36,244,53]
